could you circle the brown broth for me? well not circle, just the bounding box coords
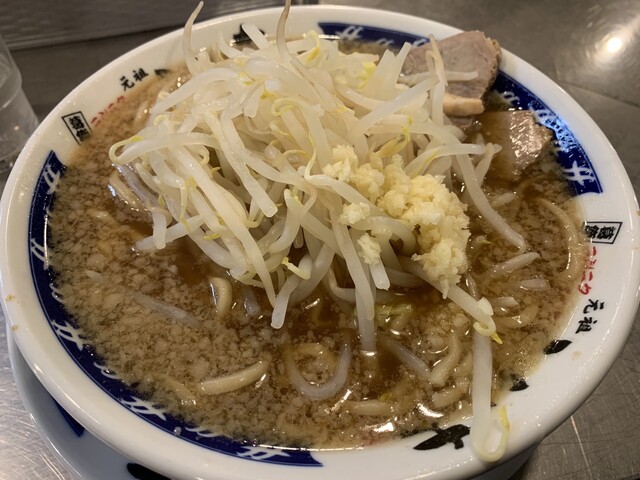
[49,59,585,450]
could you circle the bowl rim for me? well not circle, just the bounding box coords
[2,4,640,480]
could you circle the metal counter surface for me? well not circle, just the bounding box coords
[1,0,639,478]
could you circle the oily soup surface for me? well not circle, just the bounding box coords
[49,66,584,449]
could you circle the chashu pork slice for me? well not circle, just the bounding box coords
[403,31,502,118]
[478,110,553,182]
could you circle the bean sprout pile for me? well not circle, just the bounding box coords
[107,1,528,460]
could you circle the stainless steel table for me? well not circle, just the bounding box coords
[1,0,639,478]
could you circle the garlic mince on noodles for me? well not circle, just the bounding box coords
[49,2,586,458]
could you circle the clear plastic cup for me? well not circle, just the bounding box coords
[0,35,38,173]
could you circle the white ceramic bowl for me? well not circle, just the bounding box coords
[2,5,639,480]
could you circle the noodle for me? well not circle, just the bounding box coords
[536,198,583,281]
[209,276,233,319]
[199,360,270,395]
[285,336,352,401]
[346,400,395,416]
[430,333,462,387]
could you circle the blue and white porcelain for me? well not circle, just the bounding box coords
[1,5,639,480]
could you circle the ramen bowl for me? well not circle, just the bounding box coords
[1,5,639,480]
